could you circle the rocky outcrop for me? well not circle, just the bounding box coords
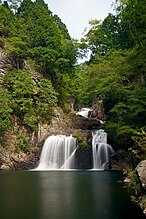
[123,160,146,216]
[109,151,134,171]
[0,49,12,84]
[0,150,37,170]
[91,100,106,121]
[136,160,146,215]
[136,160,146,191]
[37,108,100,145]
[0,132,38,170]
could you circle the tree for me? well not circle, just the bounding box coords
[0,89,13,133]
[0,4,14,37]
[17,0,77,90]
[81,14,121,57]
[3,69,58,130]
[53,14,71,40]
[115,0,146,48]
[6,36,28,68]
[75,43,146,150]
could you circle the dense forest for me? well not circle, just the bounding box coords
[0,0,146,164]
[0,0,78,133]
[76,0,146,163]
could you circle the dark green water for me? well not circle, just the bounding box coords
[0,171,145,219]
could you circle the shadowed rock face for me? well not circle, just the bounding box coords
[75,148,93,169]
[0,50,12,84]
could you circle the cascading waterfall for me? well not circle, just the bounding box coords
[76,108,113,170]
[76,108,92,118]
[92,129,114,170]
[36,135,77,170]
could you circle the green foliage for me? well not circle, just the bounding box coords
[35,78,58,123]
[0,0,146,162]
[14,133,29,152]
[0,0,78,135]
[116,0,146,48]
[77,47,146,149]
[0,0,77,108]
[53,14,71,40]
[82,15,121,56]
[3,69,58,131]
[76,0,146,152]
[132,129,146,160]
[105,122,136,150]
[0,89,13,133]
[0,4,14,37]
[17,0,77,105]
[124,170,142,203]
[74,131,89,148]
[7,36,28,68]
[80,0,146,58]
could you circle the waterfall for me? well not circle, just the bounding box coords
[36,135,77,170]
[92,129,114,170]
[76,108,92,118]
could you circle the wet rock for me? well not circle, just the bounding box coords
[1,163,12,170]
[88,118,101,129]
[75,148,93,169]
[91,100,106,120]
[9,152,38,170]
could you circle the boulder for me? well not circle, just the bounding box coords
[136,160,146,215]
[136,160,146,191]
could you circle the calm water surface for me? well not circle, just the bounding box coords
[0,171,145,219]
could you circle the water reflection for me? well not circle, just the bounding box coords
[38,171,145,219]
[0,171,41,219]
[0,171,145,219]
[39,172,76,219]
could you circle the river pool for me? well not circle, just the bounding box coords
[0,171,145,219]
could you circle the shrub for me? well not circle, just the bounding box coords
[14,133,29,153]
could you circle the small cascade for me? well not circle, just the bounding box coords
[92,129,114,170]
[36,135,77,170]
[76,108,92,118]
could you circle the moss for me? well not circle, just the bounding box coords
[73,131,89,148]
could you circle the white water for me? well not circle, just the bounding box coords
[76,108,92,118]
[36,135,77,170]
[76,108,105,125]
[36,128,113,171]
[92,129,114,170]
